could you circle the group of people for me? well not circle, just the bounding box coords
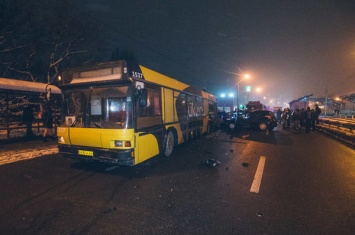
[276,104,321,133]
[22,93,55,141]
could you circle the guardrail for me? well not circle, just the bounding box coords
[319,118,354,133]
[317,118,355,148]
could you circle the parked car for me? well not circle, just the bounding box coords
[217,111,235,127]
[228,110,278,131]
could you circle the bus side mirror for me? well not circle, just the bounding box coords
[135,87,148,107]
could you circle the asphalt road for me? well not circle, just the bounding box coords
[0,126,354,234]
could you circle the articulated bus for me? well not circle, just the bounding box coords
[57,61,217,166]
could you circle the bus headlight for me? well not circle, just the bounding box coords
[114,140,123,147]
[114,140,132,147]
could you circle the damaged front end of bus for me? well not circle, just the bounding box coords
[57,61,141,166]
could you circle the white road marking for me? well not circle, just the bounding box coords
[250,156,266,193]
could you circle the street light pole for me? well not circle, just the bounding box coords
[237,82,240,111]
[236,74,250,111]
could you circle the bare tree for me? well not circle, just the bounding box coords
[0,0,102,83]
[45,17,89,84]
[0,0,32,79]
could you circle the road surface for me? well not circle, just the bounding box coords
[0,126,354,234]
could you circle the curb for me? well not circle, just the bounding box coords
[317,125,355,149]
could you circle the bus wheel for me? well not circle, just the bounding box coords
[164,131,175,157]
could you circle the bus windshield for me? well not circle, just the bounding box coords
[61,86,133,129]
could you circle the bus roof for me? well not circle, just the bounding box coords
[58,60,215,100]
[0,77,61,94]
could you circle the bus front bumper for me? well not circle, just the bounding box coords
[58,144,135,166]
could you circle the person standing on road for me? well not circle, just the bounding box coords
[39,93,55,142]
[292,108,301,130]
[315,104,321,124]
[300,108,306,128]
[276,108,282,124]
[22,104,34,138]
[305,107,312,133]
[311,109,316,131]
[282,108,288,129]
[286,108,291,128]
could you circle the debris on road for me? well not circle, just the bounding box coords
[242,163,249,167]
[256,210,264,217]
[201,159,221,167]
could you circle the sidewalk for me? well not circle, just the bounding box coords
[0,138,58,166]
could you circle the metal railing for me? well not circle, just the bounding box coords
[319,118,354,133]
[0,119,44,139]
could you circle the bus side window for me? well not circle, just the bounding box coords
[138,87,161,117]
[176,93,187,121]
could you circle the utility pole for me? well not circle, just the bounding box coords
[324,85,328,116]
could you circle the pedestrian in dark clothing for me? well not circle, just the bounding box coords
[286,108,291,128]
[315,104,321,124]
[40,93,55,141]
[292,109,301,130]
[300,108,305,127]
[276,109,282,124]
[305,107,312,133]
[282,108,288,129]
[22,105,34,138]
[311,109,316,131]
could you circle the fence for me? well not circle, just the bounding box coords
[0,119,45,140]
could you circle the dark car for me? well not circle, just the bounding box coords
[228,110,278,131]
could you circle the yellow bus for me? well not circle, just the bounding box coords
[57,61,217,166]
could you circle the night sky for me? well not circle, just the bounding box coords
[54,1,355,103]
